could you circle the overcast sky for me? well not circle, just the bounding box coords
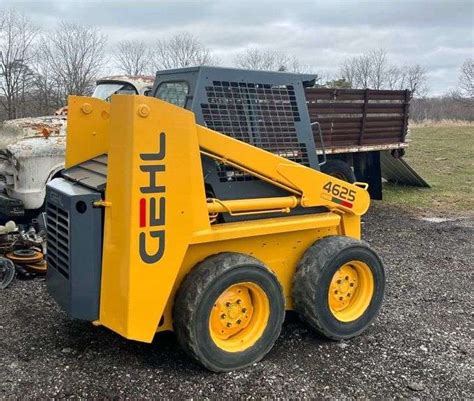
[2,0,473,95]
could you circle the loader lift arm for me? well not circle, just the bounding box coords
[197,126,370,217]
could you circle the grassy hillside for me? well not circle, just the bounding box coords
[383,123,474,215]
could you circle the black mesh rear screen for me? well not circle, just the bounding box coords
[201,81,308,182]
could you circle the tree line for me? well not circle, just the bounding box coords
[0,11,107,120]
[1,9,472,122]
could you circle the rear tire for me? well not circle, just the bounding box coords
[173,252,285,372]
[293,236,385,340]
[321,160,356,183]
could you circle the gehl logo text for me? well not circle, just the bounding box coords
[139,132,166,264]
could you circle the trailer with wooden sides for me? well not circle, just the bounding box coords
[150,67,428,201]
[306,88,429,200]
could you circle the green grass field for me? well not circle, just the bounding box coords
[383,123,474,215]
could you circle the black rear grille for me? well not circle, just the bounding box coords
[46,177,103,321]
[47,202,70,278]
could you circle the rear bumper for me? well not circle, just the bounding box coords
[0,191,24,217]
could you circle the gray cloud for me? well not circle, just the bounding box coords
[2,0,473,95]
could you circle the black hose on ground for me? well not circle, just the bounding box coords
[0,257,15,289]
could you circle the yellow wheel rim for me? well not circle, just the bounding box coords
[209,282,270,353]
[328,261,374,322]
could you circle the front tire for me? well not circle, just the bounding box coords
[293,236,385,340]
[173,252,285,372]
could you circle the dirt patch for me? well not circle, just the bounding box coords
[0,203,472,398]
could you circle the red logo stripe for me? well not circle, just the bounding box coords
[139,198,146,227]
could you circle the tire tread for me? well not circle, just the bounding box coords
[174,252,283,371]
[293,236,382,340]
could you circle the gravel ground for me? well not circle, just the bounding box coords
[0,203,472,399]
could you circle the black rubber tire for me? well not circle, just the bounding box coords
[173,252,285,372]
[293,236,385,340]
[321,160,356,183]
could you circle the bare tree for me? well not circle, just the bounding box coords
[386,66,405,90]
[339,49,428,96]
[277,55,312,74]
[152,32,214,70]
[368,49,388,90]
[41,22,107,101]
[339,57,358,88]
[233,48,312,73]
[234,48,288,71]
[31,56,64,114]
[114,39,150,76]
[0,10,38,119]
[402,64,428,97]
[340,49,386,89]
[233,47,322,87]
[340,54,371,88]
[355,54,372,88]
[459,58,473,98]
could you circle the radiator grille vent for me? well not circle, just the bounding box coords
[46,202,70,279]
[201,80,309,182]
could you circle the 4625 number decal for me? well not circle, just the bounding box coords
[323,181,356,202]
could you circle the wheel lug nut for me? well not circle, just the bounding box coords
[350,283,354,287]
[337,280,341,284]
[220,314,226,319]
[242,308,247,313]
[236,299,241,304]
[237,319,241,324]
[345,276,349,280]
[226,323,232,327]
[335,290,338,294]
[226,302,231,307]
[339,297,343,301]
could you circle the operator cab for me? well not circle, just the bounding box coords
[151,66,321,219]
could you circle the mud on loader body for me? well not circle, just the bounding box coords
[46,68,385,372]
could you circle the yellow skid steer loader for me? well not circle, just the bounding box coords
[46,67,385,372]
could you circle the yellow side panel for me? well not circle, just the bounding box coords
[65,96,111,168]
[150,213,340,332]
[339,214,361,239]
[191,212,341,244]
[99,95,209,342]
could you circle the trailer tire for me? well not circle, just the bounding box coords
[321,160,356,183]
[174,252,285,372]
[293,236,385,340]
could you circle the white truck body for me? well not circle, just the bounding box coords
[0,76,154,217]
